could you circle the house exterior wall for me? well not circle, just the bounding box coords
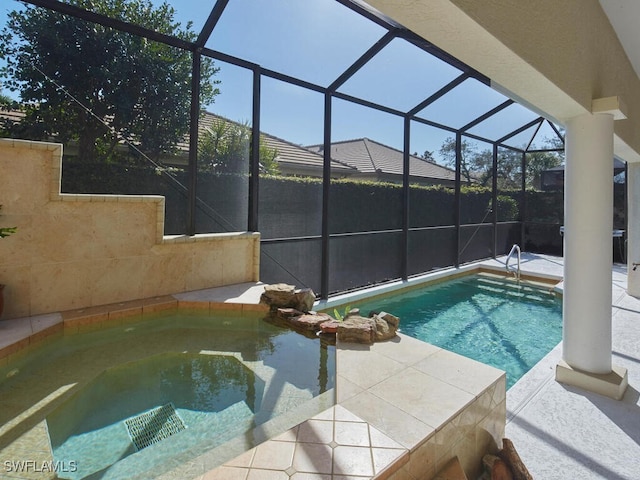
[0,138,259,320]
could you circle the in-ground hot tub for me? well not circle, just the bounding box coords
[0,311,335,480]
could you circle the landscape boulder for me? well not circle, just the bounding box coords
[260,284,316,313]
[261,283,295,306]
[261,284,399,345]
[337,315,376,344]
[372,311,400,341]
[287,312,332,332]
[276,307,304,319]
[335,311,400,344]
[294,288,316,312]
[319,319,340,334]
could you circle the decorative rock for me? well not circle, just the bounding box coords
[260,283,296,307]
[263,289,399,345]
[337,315,376,344]
[288,313,331,332]
[277,307,304,319]
[378,311,400,328]
[319,319,340,334]
[260,284,316,313]
[371,311,400,341]
[294,288,316,313]
[372,316,393,341]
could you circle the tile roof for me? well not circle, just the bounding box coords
[263,131,354,173]
[0,109,454,182]
[0,108,354,173]
[196,112,355,173]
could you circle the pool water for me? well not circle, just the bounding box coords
[47,352,263,480]
[0,312,335,480]
[353,273,562,388]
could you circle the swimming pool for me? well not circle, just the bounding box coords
[0,312,335,480]
[351,273,562,388]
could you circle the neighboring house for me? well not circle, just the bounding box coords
[195,112,356,178]
[1,107,458,186]
[0,109,24,126]
[261,134,355,178]
[174,114,460,187]
[1,108,354,176]
[164,111,356,178]
[307,138,458,187]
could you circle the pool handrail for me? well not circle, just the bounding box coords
[506,244,521,281]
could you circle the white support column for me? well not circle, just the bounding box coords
[556,97,628,400]
[563,112,613,373]
[627,162,640,296]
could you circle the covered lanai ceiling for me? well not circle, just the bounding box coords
[599,0,640,80]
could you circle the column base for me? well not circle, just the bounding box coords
[556,360,628,400]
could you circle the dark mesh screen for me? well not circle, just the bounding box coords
[459,224,493,264]
[260,239,322,294]
[328,231,403,294]
[408,227,456,276]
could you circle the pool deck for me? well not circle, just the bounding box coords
[2,253,639,479]
[486,253,640,480]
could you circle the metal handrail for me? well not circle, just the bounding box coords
[506,244,521,281]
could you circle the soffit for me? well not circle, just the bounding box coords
[599,0,640,80]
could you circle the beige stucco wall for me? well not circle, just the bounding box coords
[0,138,260,320]
[369,0,640,163]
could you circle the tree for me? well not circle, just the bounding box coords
[525,150,563,188]
[0,0,219,163]
[413,150,436,163]
[439,137,492,184]
[0,93,13,105]
[438,135,564,189]
[198,117,279,175]
[525,134,564,188]
[496,148,522,189]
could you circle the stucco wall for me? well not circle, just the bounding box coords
[369,0,640,163]
[0,138,260,319]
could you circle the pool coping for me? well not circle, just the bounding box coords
[317,262,562,313]
[0,261,555,479]
[0,283,270,367]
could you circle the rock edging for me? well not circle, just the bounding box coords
[259,283,399,344]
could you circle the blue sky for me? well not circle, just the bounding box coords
[0,0,555,162]
[173,0,549,155]
[193,0,473,156]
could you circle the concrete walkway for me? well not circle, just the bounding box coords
[486,253,640,480]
